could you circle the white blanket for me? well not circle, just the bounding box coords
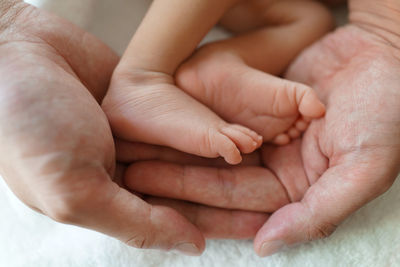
[1,1,399,266]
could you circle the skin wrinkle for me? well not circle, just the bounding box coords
[351,16,400,50]
[301,190,338,240]
[264,160,292,204]
[350,0,400,51]
[32,33,92,96]
[0,33,81,88]
[2,0,397,253]
[180,165,188,199]
[217,168,235,207]
[0,0,23,36]
[314,128,328,179]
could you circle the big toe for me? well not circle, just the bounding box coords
[299,88,325,118]
[298,89,326,118]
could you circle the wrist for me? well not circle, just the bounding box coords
[350,0,400,50]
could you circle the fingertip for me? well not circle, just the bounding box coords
[147,205,206,254]
[253,203,304,256]
[173,242,204,256]
[101,186,206,254]
[256,240,287,257]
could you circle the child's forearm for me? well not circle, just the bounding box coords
[119,0,240,75]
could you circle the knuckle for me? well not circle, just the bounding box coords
[307,221,337,241]
[125,205,156,249]
[43,169,111,224]
[125,235,148,249]
[216,169,235,206]
[45,198,80,224]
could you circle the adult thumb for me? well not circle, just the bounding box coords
[253,157,397,257]
[44,171,205,256]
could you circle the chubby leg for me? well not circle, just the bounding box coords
[103,0,263,164]
[176,0,333,144]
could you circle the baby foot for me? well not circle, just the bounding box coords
[176,49,325,145]
[102,70,262,164]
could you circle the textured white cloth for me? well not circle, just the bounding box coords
[1,1,399,266]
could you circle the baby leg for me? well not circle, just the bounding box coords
[103,0,263,164]
[176,0,333,144]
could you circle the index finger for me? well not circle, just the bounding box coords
[124,161,290,212]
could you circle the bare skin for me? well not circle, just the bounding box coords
[0,1,274,256]
[123,24,400,255]
[3,0,399,258]
[176,0,333,144]
[102,0,327,165]
[121,0,400,257]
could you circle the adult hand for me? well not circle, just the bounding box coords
[252,3,400,256]
[123,1,400,257]
[0,1,273,255]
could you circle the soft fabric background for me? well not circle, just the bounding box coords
[1,1,399,266]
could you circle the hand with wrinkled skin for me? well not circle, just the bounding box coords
[123,25,400,255]
[0,1,278,255]
[122,0,400,257]
[252,12,400,255]
[2,0,399,259]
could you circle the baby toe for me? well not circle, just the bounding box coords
[298,89,326,118]
[295,118,310,131]
[213,130,242,165]
[220,125,261,154]
[273,133,291,146]
[288,127,301,139]
[231,124,263,145]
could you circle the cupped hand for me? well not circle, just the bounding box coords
[252,25,400,256]
[0,1,261,255]
[123,24,400,257]
[1,2,290,255]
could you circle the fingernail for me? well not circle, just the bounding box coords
[259,240,286,257]
[173,242,201,256]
